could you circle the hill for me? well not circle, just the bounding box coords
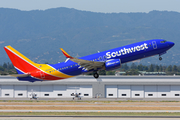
[0,8,179,65]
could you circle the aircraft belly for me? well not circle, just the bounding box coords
[61,68,82,76]
[121,54,144,63]
[121,48,166,63]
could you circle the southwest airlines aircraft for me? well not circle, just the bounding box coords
[4,39,174,82]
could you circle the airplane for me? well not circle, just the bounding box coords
[29,90,38,100]
[71,93,81,100]
[4,39,174,82]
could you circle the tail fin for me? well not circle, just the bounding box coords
[4,46,39,74]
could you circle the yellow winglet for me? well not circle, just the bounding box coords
[60,48,73,59]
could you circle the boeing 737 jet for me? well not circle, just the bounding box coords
[4,39,174,82]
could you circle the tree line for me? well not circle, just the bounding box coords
[0,62,16,75]
[122,63,180,75]
[99,63,180,75]
[0,62,180,75]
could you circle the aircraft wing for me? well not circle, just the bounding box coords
[60,48,105,71]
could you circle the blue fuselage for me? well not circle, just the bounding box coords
[49,39,174,76]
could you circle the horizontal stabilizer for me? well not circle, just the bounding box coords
[10,74,30,78]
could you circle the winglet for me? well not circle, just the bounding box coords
[60,48,73,59]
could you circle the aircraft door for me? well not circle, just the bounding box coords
[152,41,157,49]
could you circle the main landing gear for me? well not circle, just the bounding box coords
[93,72,99,78]
[159,56,162,61]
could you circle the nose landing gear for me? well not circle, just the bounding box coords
[159,52,166,61]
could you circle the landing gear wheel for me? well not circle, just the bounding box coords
[93,72,99,78]
[159,56,162,61]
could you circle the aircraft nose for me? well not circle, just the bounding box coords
[168,41,175,48]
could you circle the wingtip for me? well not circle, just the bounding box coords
[60,48,73,59]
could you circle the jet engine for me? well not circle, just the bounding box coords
[105,59,121,71]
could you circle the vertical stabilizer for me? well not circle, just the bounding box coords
[4,46,38,74]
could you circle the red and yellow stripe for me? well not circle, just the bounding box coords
[60,48,73,59]
[4,46,73,80]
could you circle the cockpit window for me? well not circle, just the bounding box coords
[160,40,167,43]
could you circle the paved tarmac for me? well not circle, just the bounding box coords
[0,110,180,112]
[1,104,180,107]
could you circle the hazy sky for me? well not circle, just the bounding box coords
[0,0,180,13]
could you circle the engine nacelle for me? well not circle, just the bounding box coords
[105,59,121,71]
